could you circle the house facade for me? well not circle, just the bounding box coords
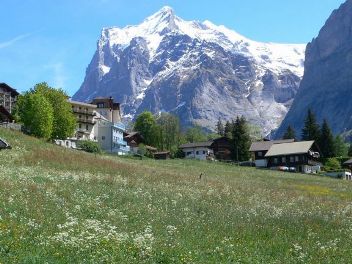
[70,100,98,141]
[249,139,295,167]
[179,142,214,160]
[96,118,130,154]
[212,137,233,161]
[264,141,321,173]
[91,97,121,124]
[0,83,19,122]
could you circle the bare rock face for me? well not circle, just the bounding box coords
[276,0,352,138]
[73,6,305,134]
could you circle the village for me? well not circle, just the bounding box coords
[1,82,352,180]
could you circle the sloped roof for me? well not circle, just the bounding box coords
[344,159,352,165]
[0,83,19,97]
[265,141,315,157]
[179,141,213,149]
[249,139,295,152]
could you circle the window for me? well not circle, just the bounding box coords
[102,136,105,140]
[79,107,81,110]
[295,156,299,162]
[79,124,82,129]
[274,158,278,164]
[86,125,89,131]
[203,151,206,155]
[282,157,286,163]
[196,151,199,155]
[187,151,192,156]
[258,151,263,157]
[79,115,81,119]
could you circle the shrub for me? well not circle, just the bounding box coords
[324,157,341,171]
[77,140,102,154]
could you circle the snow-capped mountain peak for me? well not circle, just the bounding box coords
[74,6,306,135]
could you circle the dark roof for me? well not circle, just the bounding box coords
[0,83,19,97]
[265,141,315,157]
[179,141,213,149]
[124,131,144,140]
[249,139,295,152]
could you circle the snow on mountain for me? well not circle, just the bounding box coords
[73,6,306,135]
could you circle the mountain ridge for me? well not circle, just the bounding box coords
[73,6,306,134]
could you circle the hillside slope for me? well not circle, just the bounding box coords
[73,6,305,134]
[1,128,352,262]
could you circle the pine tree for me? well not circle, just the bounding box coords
[283,125,296,140]
[232,116,251,162]
[216,118,225,136]
[334,135,348,157]
[224,121,232,139]
[301,109,321,141]
[319,119,335,158]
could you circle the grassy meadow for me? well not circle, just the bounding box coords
[1,128,352,263]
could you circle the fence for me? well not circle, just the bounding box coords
[0,122,22,131]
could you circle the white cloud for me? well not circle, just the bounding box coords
[0,33,32,49]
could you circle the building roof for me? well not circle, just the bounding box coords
[0,83,19,97]
[265,141,315,157]
[124,131,140,139]
[249,139,295,152]
[344,159,352,165]
[179,141,213,149]
[69,100,97,108]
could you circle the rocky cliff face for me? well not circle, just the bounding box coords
[73,6,305,134]
[276,0,352,138]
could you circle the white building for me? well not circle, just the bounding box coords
[179,142,214,160]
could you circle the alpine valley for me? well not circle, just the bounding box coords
[73,6,305,134]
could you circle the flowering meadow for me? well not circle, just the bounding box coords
[1,128,352,263]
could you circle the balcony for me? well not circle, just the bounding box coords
[77,118,96,125]
[73,109,96,116]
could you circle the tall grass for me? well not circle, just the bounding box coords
[1,128,352,263]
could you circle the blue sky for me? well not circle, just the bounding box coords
[0,0,346,96]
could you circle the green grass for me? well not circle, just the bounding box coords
[1,128,352,263]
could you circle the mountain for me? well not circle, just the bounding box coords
[73,6,305,134]
[276,0,352,138]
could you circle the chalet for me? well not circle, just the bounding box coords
[212,137,233,161]
[344,159,352,171]
[0,83,19,122]
[249,139,295,167]
[179,141,214,160]
[124,132,144,153]
[264,140,321,173]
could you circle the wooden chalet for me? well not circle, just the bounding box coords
[249,139,295,167]
[264,140,321,173]
[344,159,352,170]
[212,137,233,161]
